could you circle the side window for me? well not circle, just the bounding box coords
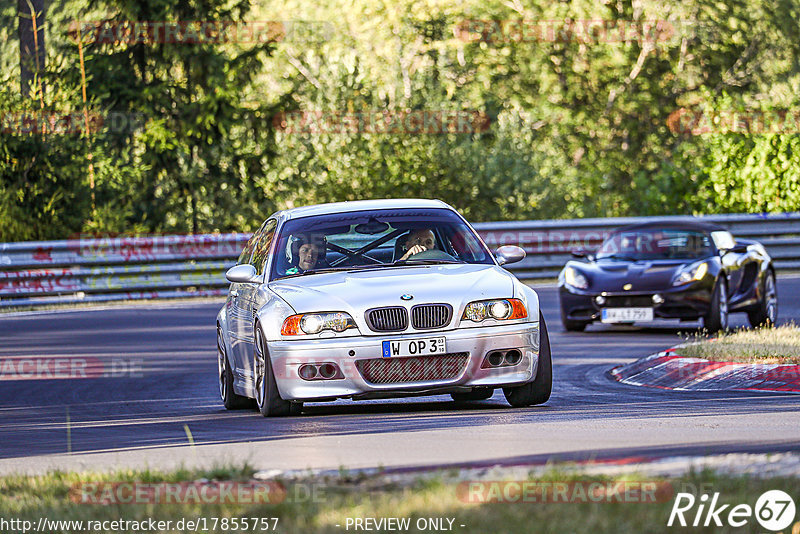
[251,219,278,276]
[237,232,260,266]
[446,227,486,261]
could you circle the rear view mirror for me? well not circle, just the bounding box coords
[495,245,526,266]
[354,217,390,235]
[225,264,258,283]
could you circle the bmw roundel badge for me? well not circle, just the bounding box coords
[400,294,413,301]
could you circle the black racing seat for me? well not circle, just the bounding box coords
[393,233,410,262]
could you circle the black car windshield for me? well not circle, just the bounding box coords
[595,229,714,261]
[270,208,494,280]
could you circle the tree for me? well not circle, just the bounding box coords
[17,0,46,98]
[54,0,289,234]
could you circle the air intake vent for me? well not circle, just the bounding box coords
[366,306,408,332]
[356,353,469,384]
[411,304,452,330]
[603,296,653,308]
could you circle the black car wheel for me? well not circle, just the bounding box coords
[704,277,729,333]
[218,326,250,409]
[503,312,552,407]
[451,388,494,402]
[748,270,778,327]
[254,325,302,417]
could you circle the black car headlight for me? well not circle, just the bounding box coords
[672,262,709,286]
[564,266,589,289]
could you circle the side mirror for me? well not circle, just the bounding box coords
[225,264,259,283]
[571,250,587,259]
[495,245,526,266]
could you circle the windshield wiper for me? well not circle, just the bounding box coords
[281,264,396,278]
[599,254,639,262]
[390,259,463,265]
[280,260,463,279]
[282,267,354,278]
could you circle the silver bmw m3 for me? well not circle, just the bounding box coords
[216,199,552,416]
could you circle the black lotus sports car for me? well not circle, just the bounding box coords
[558,220,777,332]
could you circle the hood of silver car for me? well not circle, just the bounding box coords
[269,264,515,315]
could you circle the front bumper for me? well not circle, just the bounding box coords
[559,282,714,323]
[267,322,539,401]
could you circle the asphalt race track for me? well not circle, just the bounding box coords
[1,277,799,475]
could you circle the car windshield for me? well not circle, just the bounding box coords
[270,208,494,280]
[595,229,713,261]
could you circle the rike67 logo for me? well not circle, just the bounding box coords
[668,490,796,531]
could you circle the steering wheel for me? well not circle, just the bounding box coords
[407,249,457,261]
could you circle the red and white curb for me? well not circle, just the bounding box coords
[255,452,800,482]
[610,346,800,393]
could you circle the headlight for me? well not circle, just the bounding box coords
[672,262,709,286]
[564,266,589,289]
[281,312,357,335]
[462,298,527,323]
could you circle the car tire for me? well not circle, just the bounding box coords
[503,312,552,407]
[218,326,251,410]
[560,307,588,332]
[450,388,494,402]
[254,325,301,417]
[747,270,778,328]
[703,277,729,333]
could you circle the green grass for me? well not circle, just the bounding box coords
[680,324,800,364]
[2,465,800,533]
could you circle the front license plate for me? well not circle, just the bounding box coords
[601,307,654,323]
[382,337,446,358]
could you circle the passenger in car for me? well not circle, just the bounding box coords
[286,234,327,274]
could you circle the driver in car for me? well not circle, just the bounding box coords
[399,228,436,261]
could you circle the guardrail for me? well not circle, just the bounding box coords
[1,212,798,308]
